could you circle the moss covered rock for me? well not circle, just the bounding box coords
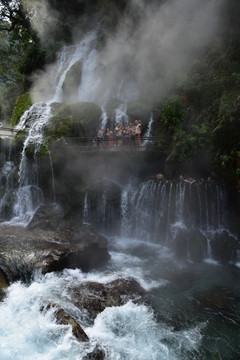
[47,102,101,138]
[11,93,32,127]
[127,101,152,126]
[46,114,85,139]
[104,99,122,118]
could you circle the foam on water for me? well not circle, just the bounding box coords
[86,301,203,360]
[203,258,220,266]
[0,250,204,360]
[0,281,93,360]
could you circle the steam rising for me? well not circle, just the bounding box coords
[22,0,59,43]
[29,0,226,104]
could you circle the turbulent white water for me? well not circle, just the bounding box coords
[0,238,205,360]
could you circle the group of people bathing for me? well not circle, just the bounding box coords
[156,172,212,184]
[95,120,142,149]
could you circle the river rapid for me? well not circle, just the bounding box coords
[0,235,239,360]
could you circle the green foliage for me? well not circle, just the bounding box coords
[25,140,49,160]
[19,43,46,75]
[46,115,85,139]
[218,91,240,120]
[55,102,102,136]
[192,123,212,147]
[173,130,197,162]
[10,92,32,127]
[160,97,186,132]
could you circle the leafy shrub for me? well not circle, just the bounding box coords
[160,96,186,132]
[173,130,197,162]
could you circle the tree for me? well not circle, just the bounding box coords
[0,0,38,41]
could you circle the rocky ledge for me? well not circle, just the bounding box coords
[0,221,110,285]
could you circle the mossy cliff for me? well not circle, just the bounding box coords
[10,93,32,127]
[46,102,102,139]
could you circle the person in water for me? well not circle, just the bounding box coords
[156,172,165,180]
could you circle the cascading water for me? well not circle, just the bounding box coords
[83,178,236,262]
[1,23,240,360]
[142,112,154,148]
[3,30,102,226]
[114,103,129,126]
[4,28,152,225]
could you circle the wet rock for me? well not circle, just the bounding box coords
[27,203,64,230]
[0,269,8,302]
[83,345,105,360]
[172,228,207,261]
[55,308,89,342]
[69,277,147,319]
[43,240,110,274]
[0,268,8,288]
[44,303,89,342]
[0,224,110,283]
[210,231,239,263]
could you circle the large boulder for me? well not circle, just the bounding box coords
[68,277,147,320]
[0,223,110,283]
[171,227,207,261]
[210,230,239,263]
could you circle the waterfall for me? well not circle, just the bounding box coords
[83,192,89,223]
[3,31,102,226]
[142,113,154,147]
[113,103,129,126]
[84,178,233,261]
[48,150,56,203]
[52,31,98,103]
[100,108,108,132]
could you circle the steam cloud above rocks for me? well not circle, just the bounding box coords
[30,0,227,104]
[100,0,226,101]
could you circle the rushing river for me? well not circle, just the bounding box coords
[0,235,239,360]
